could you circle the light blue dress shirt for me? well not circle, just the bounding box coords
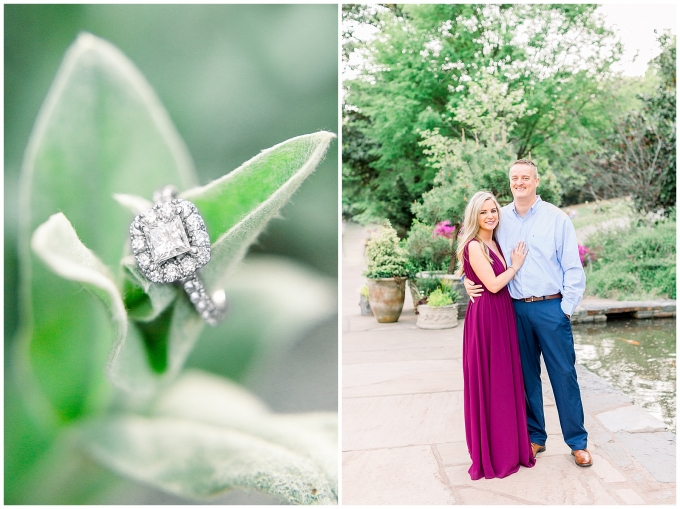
[495,196,586,316]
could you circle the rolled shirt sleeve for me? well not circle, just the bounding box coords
[557,214,586,316]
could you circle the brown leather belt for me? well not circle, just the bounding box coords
[515,292,562,303]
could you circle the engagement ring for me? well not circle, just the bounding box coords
[129,185,226,325]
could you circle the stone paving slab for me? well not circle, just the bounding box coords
[596,404,668,433]
[342,446,453,505]
[445,456,592,504]
[343,330,456,352]
[343,360,463,398]
[343,345,459,364]
[343,391,465,451]
[614,431,676,483]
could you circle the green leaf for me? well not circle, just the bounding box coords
[112,193,152,216]
[18,33,198,419]
[78,371,338,504]
[187,255,337,381]
[120,256,176,322]
[180,132,335,294]
[31,213,127,366]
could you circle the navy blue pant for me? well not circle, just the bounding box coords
[512,298,588,450]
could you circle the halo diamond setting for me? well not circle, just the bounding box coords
[130,198,210,284]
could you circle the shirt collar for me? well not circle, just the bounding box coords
[510,195,543,217]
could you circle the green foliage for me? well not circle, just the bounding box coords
[10,34,336,504]
[343,4,620,226]
[441,280,462,304]
[584,219,676,300]
[572,33,676,213]
[359,285,369,298]
[363,222,409,279]
[413,134,562,228]
[425,287,453,307]
[410,276,442,300]
[409,276,461,305]
[403,220,452,272]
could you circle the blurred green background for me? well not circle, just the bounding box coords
[5,6,338,503]
[5,3,337,380]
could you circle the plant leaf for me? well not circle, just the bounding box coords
[180,132,335,294]
[31,213,128,363]
[120,256,176,322]
[112,193,152,216]
[78,371,338,504]
[187,255,337,381]
[18,33,198,419]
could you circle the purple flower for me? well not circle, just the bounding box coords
[434,220,456,239]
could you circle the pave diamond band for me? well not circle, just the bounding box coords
[131,185,226,325]
[183,276,227,326]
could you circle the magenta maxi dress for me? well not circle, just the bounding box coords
[462,239,535,480]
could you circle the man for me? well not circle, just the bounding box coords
[465,160,592,467]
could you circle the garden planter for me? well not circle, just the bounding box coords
[359,294,373,316]
[417,271,469,318]
[416,303,459,329]
[367,277,407,323]
[408,278,423,312]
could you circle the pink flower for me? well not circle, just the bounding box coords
[434,220,456,239]
[578,244,596,265]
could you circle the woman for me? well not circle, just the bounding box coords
[456,190,535,480]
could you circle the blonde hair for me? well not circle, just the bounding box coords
[455,191,502,277]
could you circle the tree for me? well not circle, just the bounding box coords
[343,4,621,227]
[413,70,562,237]
[575,33,676,214]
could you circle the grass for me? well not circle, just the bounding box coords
[561,197,635,230]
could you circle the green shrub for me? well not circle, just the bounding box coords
[364,222,409,279]
[403,220,453,272]
[584,220,676,299]
[426,288,453,307]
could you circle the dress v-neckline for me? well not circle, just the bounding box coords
[483,240,507,270]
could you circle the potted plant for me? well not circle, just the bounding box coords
[358,285,372,316]
[364,222,409,323]
[403,219,469,317]
[416,285,461,330]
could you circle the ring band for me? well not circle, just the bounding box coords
[130,185,227,326]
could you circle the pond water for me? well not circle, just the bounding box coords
[572,318,676,433]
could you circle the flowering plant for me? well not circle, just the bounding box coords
[433,220,456,239]
[578,244,596,265]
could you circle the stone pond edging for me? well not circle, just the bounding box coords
[572,298,676,323]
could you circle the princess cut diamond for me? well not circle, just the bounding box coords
[146,216,191,264]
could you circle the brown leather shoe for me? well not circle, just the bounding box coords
[571,449,593,467]
[531,443,546,457]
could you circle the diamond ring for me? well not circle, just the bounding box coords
[129,185,226,325]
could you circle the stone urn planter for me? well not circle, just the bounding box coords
[408,278,424,312]
[417,270,469,318]
[359,294,373,316]
[416,303,459,329]
[367,277,407,323]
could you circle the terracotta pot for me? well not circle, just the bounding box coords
[367,277,407,323]
[416,271,469,318]
[416,304,459,329]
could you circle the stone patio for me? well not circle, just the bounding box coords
[342,223,676,505]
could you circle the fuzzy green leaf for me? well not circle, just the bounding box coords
[31,213,128,367]
[78,371,338,504]
[18,33,197,419]
[180,132,335,294]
